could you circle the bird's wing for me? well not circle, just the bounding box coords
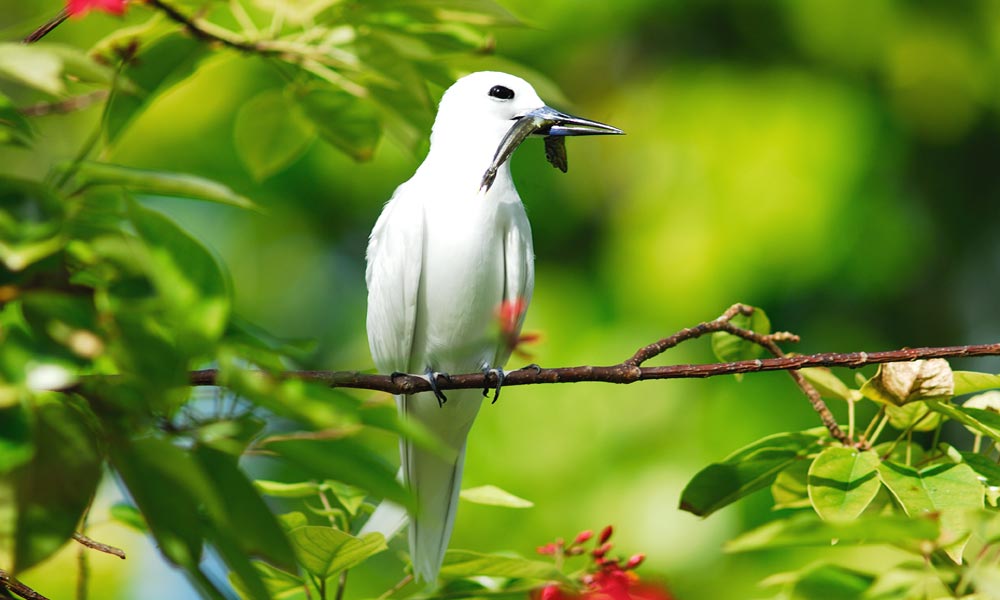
[494,204,535,367]
[366,184,424,375]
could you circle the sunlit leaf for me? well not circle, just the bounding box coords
[928,400,1000,443]
[710,307,770,363]
[884,401,942,432]
[771,458,811,510]
[439,549,567,581]
[323,481,367,517]
[255,480,321,499]
[864,562,954,599]
[807,447,881,521]
[0,44,64,95]
[234,90,316,180]
[109,503,147,533]
[799,368,861,402]
[230,560,305,600]
[725,512,939,553]
[460,484,533,508]
[877,461,983,562]
[288,526,386,579]
[74,162,258,210]
[680,429,825,517]
[860,359,954,406]
[953,371,1000,396]
[14,396,102,571]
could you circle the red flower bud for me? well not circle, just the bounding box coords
[537,543,558,555]
[574,530,594,544]
[598,525,613,544]
[592,542,612,559]
[539,584,562,600]
[67,0,127,17]
[626,554,645,570]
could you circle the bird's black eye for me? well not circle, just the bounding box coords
[488,85,515,100]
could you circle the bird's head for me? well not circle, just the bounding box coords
[428,71,622,192]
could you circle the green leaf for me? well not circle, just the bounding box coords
[278,512,308,531]
[460,485,533,508]
[231,560,305,600]
[860,359,954,406]
[109,503,147,533]
[725,512,939,553]
[884,401,942,432]
[194,445,297,571]
[710,307,770,363]
[953,371,1000,396]
[106,33,208,143]
[0,44,64,95]
[778,563,875,600]
[255,480,321,499]
[128,203,229,356]
[264,438,413,510]
[234,90,316,180]
[680,429,824,517]
[961,452,1000,487]
[0,405,33,475]
[771,458,811,510]
[74,161,258,210]
[0,94,33,147]
[864,563,954,599]
[219,368,362,432]
[0,177,65,271]
[799,368,861,402]
[928,400,1000,443]
[439,550,568,581]
[14,396,102,571]
[877,461,984,561]
[110,436,221,567]
[296,89,381,161]
[288,526,386,579]
[807,447,881,521]
[323,481,367,517]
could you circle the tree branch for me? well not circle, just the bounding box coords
[184,304,1000,446]
[0,569,50,600]
[72,533,126,560]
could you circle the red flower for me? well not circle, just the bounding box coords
[66,0,128,18]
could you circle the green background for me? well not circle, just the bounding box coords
[2,0,999,598]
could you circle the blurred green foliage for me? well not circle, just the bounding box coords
[1,0,999,599]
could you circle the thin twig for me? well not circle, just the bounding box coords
[0,569,50,600]
[72,533,126,559]
[377,575,414,600]
[23,8,68,44]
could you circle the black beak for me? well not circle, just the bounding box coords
[480,106,623,193]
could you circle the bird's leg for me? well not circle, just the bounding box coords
[481,364,507,405]
[417,368,451,407]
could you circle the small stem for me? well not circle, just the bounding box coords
[847,397,855,442]
[23,8,69,44]
[0,569,51,600]
[868,414,891,446]
[974,433,983,454]
[72,533,126,559]
[54,64,123,191]
[334,571,348,600]
[76,542,88,600]
[376,574,413,600]
[861,407,885,443]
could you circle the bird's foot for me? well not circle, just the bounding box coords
[419,369,451,407]
[481,366,506,405]
[520,363,542,374]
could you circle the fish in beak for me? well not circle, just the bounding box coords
[480,106,623,192]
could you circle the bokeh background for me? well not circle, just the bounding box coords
[3,0,1000,598]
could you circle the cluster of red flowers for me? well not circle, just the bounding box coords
[67,0,128,18]
[534,526,674,600]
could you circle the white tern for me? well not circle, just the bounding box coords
[364,71,621,585]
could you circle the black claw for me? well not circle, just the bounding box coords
[521,363,542,374]
[482,367,506,405]
[424,369,449,407]
[390,371,406,381]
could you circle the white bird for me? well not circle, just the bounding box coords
[364,71,621,585]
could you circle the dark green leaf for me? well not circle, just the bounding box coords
[105,33,208,143]
[110,436,220,567]
[230,560,305,600]
[264,438,413,510]
[0,405,33,475]
[288,526,386,578]
[194,445,297,571]
[439,550,567,581]
[15,395,102,571]
[74,162,258,210]
[961,452,1000,487]
[807,447,881,522]
[297,89,382,161]
[221,369,362,431]
[0,94,33,147]
[710,307,770,363]
[786,563,874,600]
[725,512,939,553]
[680,429,824,517]
[0,177,64,271]
[234,90,316,180]
[323,481,367,517]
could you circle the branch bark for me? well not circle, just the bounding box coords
[185,304,1000,446]
[0,569,50,600]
